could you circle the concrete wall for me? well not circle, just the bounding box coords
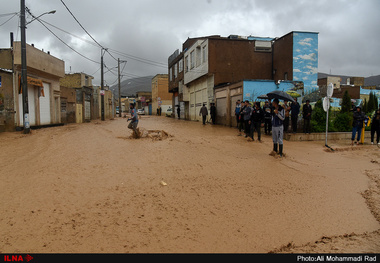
[13,42,64,79]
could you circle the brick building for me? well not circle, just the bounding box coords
[168,31,319,121]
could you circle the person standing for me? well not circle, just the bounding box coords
[242,100,252,138]
[199,104,208,125]
[210,103,216,125]
[303,100,312,134]
[177,105,181,119]
[270,99,285,157]
[351,106,365,145]
[238,102,246,136]
[290,97,300,133]
[283,100,291,133]
[128,103,139,137]
[263,100,272,135]
[249,102,264,141]
[235,100,241,128]
[370,109,380,145]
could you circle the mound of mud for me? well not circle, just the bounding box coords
[130,128,172,141]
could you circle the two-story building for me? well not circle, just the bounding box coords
[0,42,64,132]
[168,31,319,122]
[60,72,95,123]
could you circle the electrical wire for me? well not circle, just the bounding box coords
[27,9,100,65]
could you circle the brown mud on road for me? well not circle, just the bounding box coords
[0,116,379,253]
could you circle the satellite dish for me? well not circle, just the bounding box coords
[323,97,330,112]
[327,83,334,98]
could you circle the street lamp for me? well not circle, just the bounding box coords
[26,10,56,25]
[20,0,55,133]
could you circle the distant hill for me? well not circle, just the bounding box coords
[318,72,380,87]
[110,75,154,97]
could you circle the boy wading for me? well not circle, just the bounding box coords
[270,98,285,157]
[128,103,139,137]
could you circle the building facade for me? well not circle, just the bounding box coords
[60,73,95,123]
[168,31,319,122]
[152,74,171,115]
[0,42,64,131]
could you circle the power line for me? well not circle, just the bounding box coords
[60,0,103,49]
[26,8,100,65]
[0,13,18,27]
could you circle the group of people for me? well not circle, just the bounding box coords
[351,105,380,145]
[234,97,315,157]
[128,98,380,147]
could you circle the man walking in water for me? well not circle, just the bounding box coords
[128,103,139,137]
[199,104,208,125]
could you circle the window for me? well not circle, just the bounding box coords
[185,56,189,72]
[196,47,201,67]
[202,46,207,63]
[179,59,183,72]
[190,51,195,69]
[174,63,178,78]
[169,66,173,81]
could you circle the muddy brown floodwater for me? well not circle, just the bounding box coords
[1,116,379,253]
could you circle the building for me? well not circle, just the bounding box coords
[0,42,64,132]
[152,74,171,115]
[273,31,319,95]
[136,91,152,115]
[60,73,95,123]
[168,31,319,122]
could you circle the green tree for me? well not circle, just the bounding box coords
[341,90,351,113]
[310,99,334,132]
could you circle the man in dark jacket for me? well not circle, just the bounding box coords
[291,98,300,133]
[263,100,272,134]
[249,102,264,141]
[351,106,366,145]
[242,100,251,137]
[210,103,216,124]
[303,100,312,133]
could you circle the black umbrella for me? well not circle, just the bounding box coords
[267,90,295,103]
[257,95,269,100]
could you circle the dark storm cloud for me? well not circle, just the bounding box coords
[0,0,379,86]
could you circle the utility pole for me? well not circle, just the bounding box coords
[20,0,30,133]
[101,48,105,121]
[118,58,121,117]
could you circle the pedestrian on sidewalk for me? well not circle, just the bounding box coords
[270,99,285,157]
[291,97,300,133]
[242,100,252,138]
[235,100,241,128]
[238,101,246,136]
[370,109,380,145]
[177,106,181,119]
[249,102,264,141]
[351,106,366,145]
[303,100,312,134]
[210,103,216,124]
[263,100,272,135]
[199,104,208,125]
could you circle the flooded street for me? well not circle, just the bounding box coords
[1,116,379,253]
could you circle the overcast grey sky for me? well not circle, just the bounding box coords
[0,0,379,86]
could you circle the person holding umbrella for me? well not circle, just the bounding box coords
[269,98,285,157]
[266,91,293,157]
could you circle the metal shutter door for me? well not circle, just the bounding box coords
[39,83,51,125]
